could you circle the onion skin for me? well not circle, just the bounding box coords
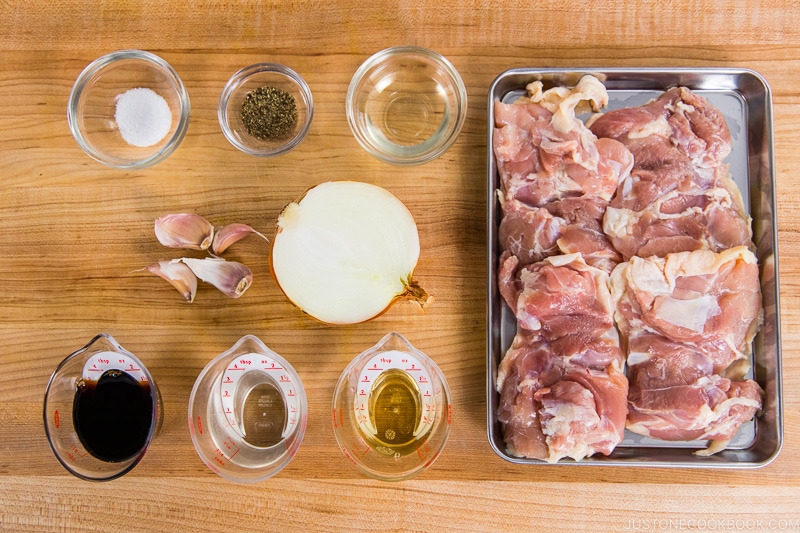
[270,181,430,325]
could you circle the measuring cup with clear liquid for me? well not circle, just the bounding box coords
[43,333,161,481]
[188,335,307,483]
[332,332,452,481]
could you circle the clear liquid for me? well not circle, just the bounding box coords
[362,72,451,149]
[361,369,423,456]
[241,382,286,448]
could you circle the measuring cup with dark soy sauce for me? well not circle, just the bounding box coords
[43,333,161,481]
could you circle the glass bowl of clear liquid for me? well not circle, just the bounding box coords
[346,46,467,165]
[332,332,452,481]
[188,335,307,483]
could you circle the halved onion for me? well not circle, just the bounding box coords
[270,181,430,325]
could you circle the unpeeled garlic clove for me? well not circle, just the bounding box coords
[155,214,215,251]
[211,223,269,255]
[146,260,198,302]
[180,257,252,298]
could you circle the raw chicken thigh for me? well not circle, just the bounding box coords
[610,247,763,453]
[496,253,628,462]
[494,75,633,272]
[590,87,752,261]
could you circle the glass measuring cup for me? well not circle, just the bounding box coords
[188,335,307,483]
[43,333,161,481]
[332,332,452,481]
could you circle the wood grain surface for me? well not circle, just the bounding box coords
[1,1,799,531]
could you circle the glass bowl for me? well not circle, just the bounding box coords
[218,63,314,157]
[67,50,190,169]
[346,46,467,165]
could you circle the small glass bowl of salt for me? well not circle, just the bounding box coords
[68,50,190,169]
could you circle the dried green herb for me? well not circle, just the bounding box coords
[241,86,298,140]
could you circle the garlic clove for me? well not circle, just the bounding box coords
[146,260,198,302]
[211,223,269,255]
[155,214,215,251]
[180,257,253,298]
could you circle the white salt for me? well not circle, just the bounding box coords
[115,87,173,147]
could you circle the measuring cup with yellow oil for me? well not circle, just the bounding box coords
[332,332,452,481]
[188,335,307,483]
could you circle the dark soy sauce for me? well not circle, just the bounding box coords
[73,369,154,462]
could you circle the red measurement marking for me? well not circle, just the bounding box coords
[423,391,432,397]
[359,389,367,396]
[279,375,290,382]
[419,376,428,383]
[405,367,420,371]
[415,440,430,460]
[229,447,240,460]
[224,377,234,383]
[290,405,297,413]
[264,366,283,371]
[370,364,384,370]
[197,416,203,435]
[287,390,295,397]
[226,367,245,371]
[54,410,60,429]
[361,376,370,382]
[87,368,103,372]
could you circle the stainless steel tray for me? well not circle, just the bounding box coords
[486,68,782,467]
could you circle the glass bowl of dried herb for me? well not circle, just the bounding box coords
[67,50,190,169]
[218,63,314,157]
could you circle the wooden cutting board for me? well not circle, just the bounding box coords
[1,1,799,531]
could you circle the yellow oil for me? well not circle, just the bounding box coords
[362,369,423,456]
